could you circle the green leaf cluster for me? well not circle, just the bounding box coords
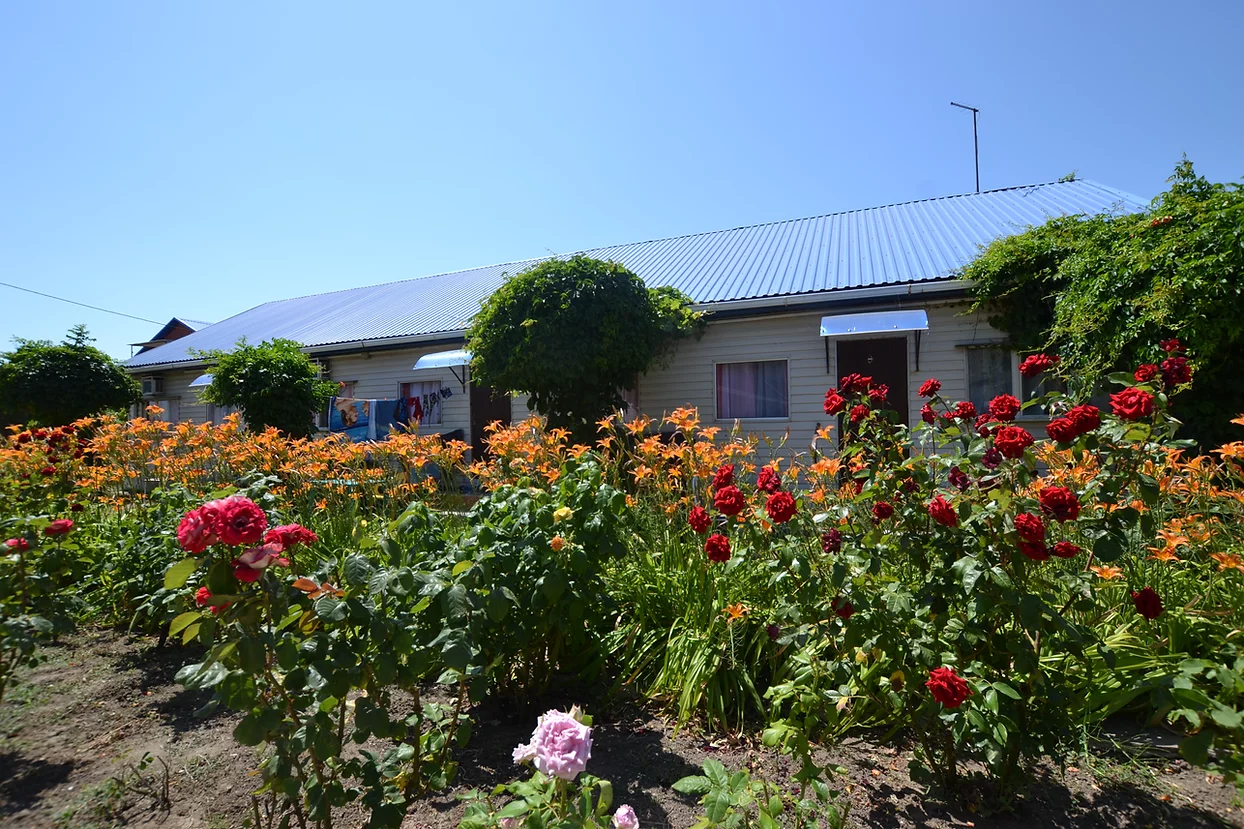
[965,160,1244,447]
[0,325,140,427]
[196,338,337,438]
[466,256,705,439]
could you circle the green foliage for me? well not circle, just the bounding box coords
[966,160,1244,446]
[197,338,336,438]
[466,256,704,437]
[458,769,617,829]
[0,325,139,427]
[673,758,847,829]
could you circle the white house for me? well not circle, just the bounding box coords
[125,180,1146,458]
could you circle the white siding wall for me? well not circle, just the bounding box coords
[636,300,1006,456]
[138,300,1011,460]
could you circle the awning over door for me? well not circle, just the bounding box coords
[819,309,929,338]
[189,373,213,388]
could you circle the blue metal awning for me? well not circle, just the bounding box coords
[411,349,471,370]
[819,309,929,337]
[189,373,213,388]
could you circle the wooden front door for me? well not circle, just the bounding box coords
[836,337,910,426]
[470,383,512,459]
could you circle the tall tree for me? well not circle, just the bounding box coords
[197,338,337,438]
[0,325,140,426]
[466,256,705,438]
[965,160,1244,447]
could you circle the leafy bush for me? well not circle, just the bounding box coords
[0,325,139,427]
[197,338,337,438]
[466,256,704,438]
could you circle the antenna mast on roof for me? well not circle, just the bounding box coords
[950,101,980,193]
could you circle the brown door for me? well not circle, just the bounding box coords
[836,337,910,426]
[470,383,512,459]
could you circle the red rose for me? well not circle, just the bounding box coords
[839,373,872,394]
[951,401,977,420]
[1161,338,1183,354]
[210,602,230,616]
[948,466,970,491]
[1134,364,1159,383]
[688,506,711,534]
[194,586,212,607]
[1018,540,1050,561]
[920,403,936,425]
[1019,353,1059,378]
[872,501,894,523]
[832,596,854,619]
[1161,356,1191,387]
[927,495,957,527]
[765,491,797,524]
[1046,417,1078,443]
[714,485,746,516]
[974,414,996,437]
[918,378,941,398]
[704,533,731,563]
[70,502,84,512]
[820,528,842,553]
[210,495,269,546]
[1014,512,1045,542]
[756,466,782,494]
[1051,541,1081,559]
[981,447,1003,470]
[712,464,735,490]
[902,477,918,493]
[4,537,29,552]
[1038,486,1080,522]
[1131,587,1163,620]
[993,425,1035,459]
[849,404,870,424]
[1067,404,1101,435]
[988,394,1021,422]
[233,565,263,583]
[926,666,972,708]
[177,507,219,554]
[264,524,318,551]
[868,384,889,404]
[823,391,847,415]
[1110,387,1155,421]
[39,465,56,476]
[43,519,73,537]
[16,432,31,444]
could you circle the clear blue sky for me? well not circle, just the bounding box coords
[2,1,1241,358]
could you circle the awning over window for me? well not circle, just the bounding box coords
[819,309,929,338]
[189,373,213,388]
[411,349,471,370]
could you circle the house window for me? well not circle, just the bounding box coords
[151,398,181,423]
[206,403,238,426]
[716,360,788,419]
[399,381,444,425]
[1018,371,1068,418]
[966,346,1012,414]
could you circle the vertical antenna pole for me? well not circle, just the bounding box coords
[950,102,980,193]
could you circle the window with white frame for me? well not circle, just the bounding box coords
[399,381,444,425]
[965,346,1012,414]
[716,360,788,419]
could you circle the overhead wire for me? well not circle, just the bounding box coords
[0,280,163,326]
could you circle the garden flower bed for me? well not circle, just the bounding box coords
[2,343,1243,827]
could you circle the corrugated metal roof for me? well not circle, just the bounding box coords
[128,179,1146,369]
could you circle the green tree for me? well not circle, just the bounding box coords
[0,324,140,427]
[197,338,337,438]
[466,256,705,437]
[965,160,1244,447]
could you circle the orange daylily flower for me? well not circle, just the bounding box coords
[723,603,748,623]
[1090,565,1124,581]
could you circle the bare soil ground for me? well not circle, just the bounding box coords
[1,629,1240,829]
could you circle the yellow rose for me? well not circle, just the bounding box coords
[553,507,574,523]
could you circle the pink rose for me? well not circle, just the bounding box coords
[513,709,593,781]
[177,507,219,554]
[264,523,318,551]
[613,805,640,829]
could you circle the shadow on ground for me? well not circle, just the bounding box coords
[0,751,76,819]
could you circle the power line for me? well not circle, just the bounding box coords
[0,280,163,326]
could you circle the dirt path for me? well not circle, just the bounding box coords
[1,630,1239,828]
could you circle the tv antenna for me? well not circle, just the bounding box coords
[950,101,980,193]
